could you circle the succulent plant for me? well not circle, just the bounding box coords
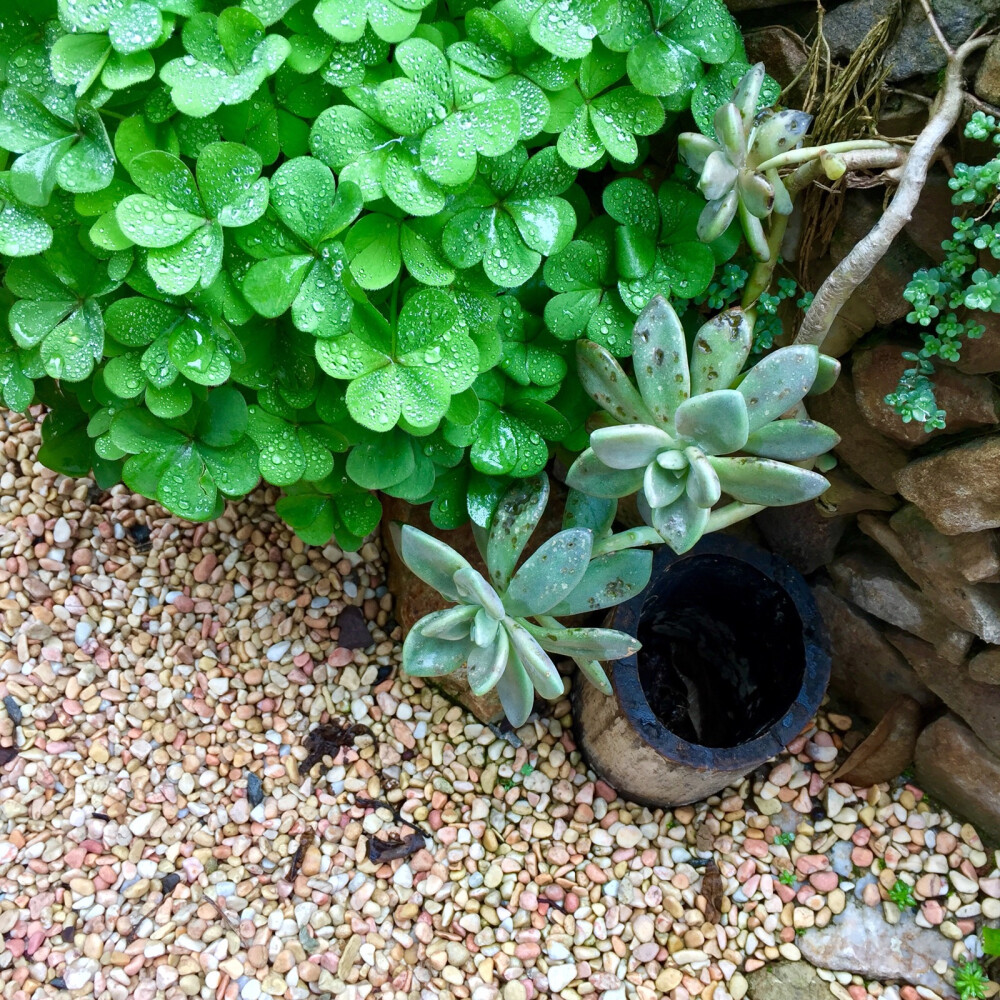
[566,295,840,554]
[678,63,812,260]
[396,475,652,727]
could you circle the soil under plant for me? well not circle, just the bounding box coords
[637,555,805,747]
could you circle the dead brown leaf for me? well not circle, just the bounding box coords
[828,696,923,787]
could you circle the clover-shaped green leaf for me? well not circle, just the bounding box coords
[0,90,114,206]
[442,145,577,287]
[0,332,35,412]
[50,31,156,95]
[602,0,740,107]
[5,239,121,382]
[56,0,183,52]
[116,142,269,294]
[237,156,361,337]
[0,173,53,256]
[160,7,291,117]
[316,288,479,431]
[313,0,432,44]
[548,43,665,168]
[276,466,383,549]
[526,0,618,60]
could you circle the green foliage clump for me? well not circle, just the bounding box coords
[887,110,1000,432]
[886,877,916,909]
[0,0,763,547]
[954,960,989,1000]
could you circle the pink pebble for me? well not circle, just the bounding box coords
[63,847,87,869]
[810,871,839,893]
[595,780,617,802]
[328,647,353,667]
[775,882,796,903]
[848,986,868,1000]
[737,860,755,882]
[744,839,769,859]
[862,883,882,907]
[744,874,760,897]
[851,847,874,868]
[852,828,871,846]
[901,987,921,1000]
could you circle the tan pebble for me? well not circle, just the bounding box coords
[300,846,322,877]
[984,898,1000,920]
[179,975,201,997]
[298,962,320,983]
[503,983,528,1000]
[655,969,683,992]
[778,942,801,961]
[123,879,150,900]
[69,878,95,896]
[247,945,268,969]
[88,743,109,764]
[272,950,294,974]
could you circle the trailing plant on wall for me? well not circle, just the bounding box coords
[0,0,773,548]
[886,111,1000,431]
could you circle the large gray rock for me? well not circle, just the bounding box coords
[796,896,954,992]
[745,962,830,1000]
[859,512,1000,643]
[889,631,1000,758]
[823,0,999,83]
[813,584,937,722]
[756,502,848,575]
[896,435,1000,535]
[916,714,1000,841]
[975,36,1000,105]
[829,549,973,663]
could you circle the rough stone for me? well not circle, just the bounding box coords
[745,961,830,1000]
[896,435,1000,534]
[975,36,1000,105]
[823,0,998,83]
[970,648,1000,684]
[743,27,809,104]
[859,512,1000,643]
[955,312,1000,375]
[336,605,373,650]
[890,505,1000,583]
[889,630,1000,758]
[795,897,953,992]
[756,502,848,576]
[828,549,973,663]
[813,585,937,722]
[915,714,1000,842]
[807,375,908,495]
[853,342,1000,447]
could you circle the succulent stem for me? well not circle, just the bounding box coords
[753,139,893,174]
[705,501,765,532]
[591,526,664,556]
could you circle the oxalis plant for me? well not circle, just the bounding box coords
[0,0,775,548]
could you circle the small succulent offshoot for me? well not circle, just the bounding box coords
[566,295,841,554]
[679,63,889,261]
[887,878,916,909]
[396,475,653,727]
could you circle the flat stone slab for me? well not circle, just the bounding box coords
[796,897,953,994]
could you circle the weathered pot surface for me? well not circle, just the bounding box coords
[574,534,830,807]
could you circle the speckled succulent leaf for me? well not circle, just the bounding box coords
[737,199,769,260]
[453,566,506,620]
[752,110,812,163]
[673,389,748,454]
[649,491,710,554]
[467,626,510,695]
[402,620,476,676]
[736,344,819,432]
[713,103,744,165]
[565,447,646,499]
[503,527,593,617]
[486,473,549,591]
[643,461,684,508]
[472,607,501,647]
[576,339,655,425]
[631,295,688,429]
[732,61,765,129]
[548,548,652,616]
[562,489,617,536]
[678,131,718,173]
[590,423,674,470]
[697,190,738,243]
[697,150,738,201]
[810,355,842,396]
[689,308,752,395]
[743,419,840,461]
[495,651,534,727]
[574,656,613,695]
[396,523,474,602]
[738,170,774,220]
[417,604,479,639]
[707,456,829,506]
[502,618,563,699]
[530,623,640,661]
[684,445,721,507]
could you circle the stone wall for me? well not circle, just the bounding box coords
[768,180,1000,839]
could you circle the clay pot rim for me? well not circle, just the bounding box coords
[608,534,831,772]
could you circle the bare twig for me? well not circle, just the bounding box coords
[795,28,995,347]
[917,0,953,57]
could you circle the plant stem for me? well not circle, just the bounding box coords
[705,501,765,533]
[591,526,663,556]
[795,30,995,347]
[754,139,893,174]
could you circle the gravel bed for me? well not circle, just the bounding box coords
[0,409,996,1000]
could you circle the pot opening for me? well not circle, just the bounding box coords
[636,553,805,748]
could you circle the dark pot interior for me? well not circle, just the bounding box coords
[610,535,830,773]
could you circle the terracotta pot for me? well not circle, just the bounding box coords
[573,535,830,807]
